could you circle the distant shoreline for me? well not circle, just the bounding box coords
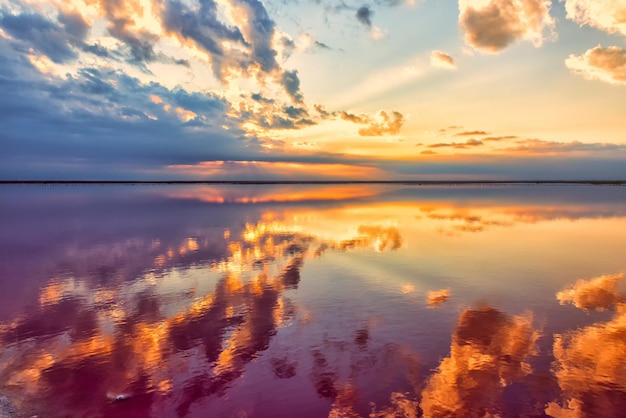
[1,180,625,185]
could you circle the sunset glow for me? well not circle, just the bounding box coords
[1,0,625,180]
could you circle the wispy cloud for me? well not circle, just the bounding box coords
[427,139,484,149]
[503,139,626,154]
[455,130,489,136]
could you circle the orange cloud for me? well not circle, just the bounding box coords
[566,45,626,85]
[455,130,490,136]
[459,0,555,52]
[430,50,456,69]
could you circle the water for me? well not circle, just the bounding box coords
[1,184,625,417]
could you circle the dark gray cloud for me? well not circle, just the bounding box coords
[0,47,258,178]
[251,92,275,104]
[159,0,282,81]
[281,70,304,103]
[284,105,308,119]
[0,12,79,63]
[356,6,373,27]
[237,0,279,73]
[57,11,90,40]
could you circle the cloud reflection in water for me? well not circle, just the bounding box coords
[1,184,626,416]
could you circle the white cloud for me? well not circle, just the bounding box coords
[564,0,626,37]
[566,45,626,85]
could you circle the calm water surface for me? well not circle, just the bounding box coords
[1,184,625,417]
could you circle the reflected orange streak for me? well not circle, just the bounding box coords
[166,161,383,181]
[167,185,381,203]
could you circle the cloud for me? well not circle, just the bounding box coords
[358,110,404,136]
[0,48,266,178]
[427,139,484,149]
[563,0,626,37]
[455,130,489,136]
[297,32,332,52]
[566,45,626,85]
[458,0,555,52]
[356,6,373,27]
[483,135,518,141]
[280,69,304,103]
[430,50,456,69]
[504,138,626,153]
[338,110,370,124]
[556,273,625,311]
[0,11,80,63]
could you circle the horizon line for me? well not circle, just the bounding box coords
[1,180,625,185]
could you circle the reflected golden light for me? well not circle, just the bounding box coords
[556,273,625,311]
[426,289,450,306]
[401,284,416,294]
[38,282,65,306]
[421,306,539,417]
[166,162,384,181]
[4,189,626,416]
[548,274,626,416]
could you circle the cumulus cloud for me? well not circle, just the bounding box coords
[0,12,80,63]
[566,45,626,85]
[564,0,626,37]
[358,110,404,136]
[458,0,555,52]
[430,50,456,69]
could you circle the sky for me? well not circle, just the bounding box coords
[0,0,625,180]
